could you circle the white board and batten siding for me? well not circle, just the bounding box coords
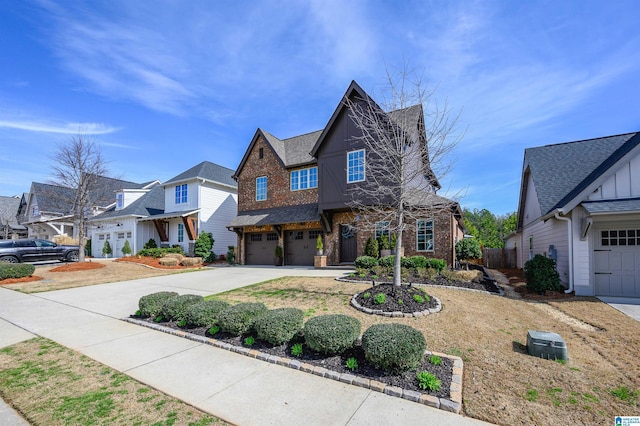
[586,154,640,201]
[199,183,238,254]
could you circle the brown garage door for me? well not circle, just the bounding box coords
[245,232,278,265]
[285,229,323,266]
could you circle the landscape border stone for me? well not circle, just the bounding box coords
[123,317,464,414]
[350,293,442,317]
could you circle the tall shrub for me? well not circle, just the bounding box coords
[524,254,563,294]
[456,238,482,269]
[364,237,379,259]
[194,231,215,262]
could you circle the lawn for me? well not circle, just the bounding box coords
[208,275,640,426]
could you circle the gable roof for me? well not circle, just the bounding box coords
[164,161,237,188]
[89,186,165,221]
[522,131,640,218]
[0,196,21,227]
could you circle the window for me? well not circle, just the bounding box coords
[266,233,278,241]
[116,193,124,209]
[309,230,323,240]
[529,236,533,260]
[601,229,639,246]
[416,219,434,251]
[32,206,39,216]
[347,149,365,183]
[375,221,390,241]
[175,184,188,204]
[178,223,184,243]
[256,176,267,201]
[250,234,262,242]
[259,148,264,159]
[290,166,318,191]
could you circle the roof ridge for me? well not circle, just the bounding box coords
[530,131,638,150]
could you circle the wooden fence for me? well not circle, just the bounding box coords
[482,248,517,269]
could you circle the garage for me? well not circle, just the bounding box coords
[594,227,640,297]
[285,229,323,266]
[245,232,278,265]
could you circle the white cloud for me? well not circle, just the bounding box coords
[0,120,119,135]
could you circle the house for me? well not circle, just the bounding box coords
[0,195,27,239]
[509,132,640,297]
[228,81,464,267]
[89,161,238,258]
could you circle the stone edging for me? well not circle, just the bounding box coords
[338,277,504,296]
[350,294,442,317]
[123,317,463,414]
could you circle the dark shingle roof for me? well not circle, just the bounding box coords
[90,186,165,221]
[228,204,320,227]
[525,132,639,215]
[164,161,237,188]
[259,129,322,167]
[0,196,21,227]
[582,198,640,214]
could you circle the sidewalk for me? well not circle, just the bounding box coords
[0,267,492,425]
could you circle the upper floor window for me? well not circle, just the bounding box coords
[256,176,267,201]
[416,219,434,252]
[116,193,124,209]
[375,221,390,241]
[290,166,318,191]
[32,205,39,216]
[259,147,264,159]
[178,223,184,242]
[347,149,365,183]
[175,184,188,204]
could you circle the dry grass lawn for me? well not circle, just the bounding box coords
[211,275,640,426]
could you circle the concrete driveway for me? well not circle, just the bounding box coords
[598,296,640,322]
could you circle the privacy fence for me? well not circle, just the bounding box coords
[482,248,517,269]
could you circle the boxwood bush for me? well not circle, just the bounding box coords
[218,302,268,336]
[425,258,447,273]
[378,255,395,268]
[361,323,426,373]
[304,314,361,355]
[253,308,304,345]
[524,254,563,294]
[185,299,230,327]
[354,256,378,270]
[0,263,35,280]
[161,294,204,321]
[136,247,185,258]
[138,291,179,317]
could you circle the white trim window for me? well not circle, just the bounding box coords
[178,223,184,243]
[347,149,365,183]
[291,166,318,191]
[416,219,434,252]
[116,193,124,209]
[375,221,390,241]
[175,184,188,204]
[256,176,267,201]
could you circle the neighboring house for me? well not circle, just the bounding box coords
[0,195,27,239]
[90,161,238,258]
[229,81,464,266]
[509,132,640,297]
[19,177,144,241]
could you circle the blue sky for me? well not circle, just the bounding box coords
[1,0,639,215]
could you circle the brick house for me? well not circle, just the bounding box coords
[228,81,464,266]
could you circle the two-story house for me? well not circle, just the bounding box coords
[0,195,27,239]
[229,81,464,267]
[90,161,238,257]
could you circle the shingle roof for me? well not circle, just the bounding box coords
[164,161,237,188]
[0,196,21,227]
[228,204,320,227]
[89,186,165,221]
[525,132,640,215]
[582,198,640,214]
[260,129,322,167]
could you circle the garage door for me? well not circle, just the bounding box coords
[594,228,640,297]
[245,232,278,265]
[285,229,323,266]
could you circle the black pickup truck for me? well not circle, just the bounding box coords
[0,239,81,263]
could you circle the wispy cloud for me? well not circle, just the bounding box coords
[0,119,119,135]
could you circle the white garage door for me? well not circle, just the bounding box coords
[594,228,640,297]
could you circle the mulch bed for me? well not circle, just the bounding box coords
[499,268,575,300]
[0,276,42,285]
[137,316,452,398]
[353,283,438,314]
[342,272,502,294]
[50,262,105,272]
[115,257,201,270]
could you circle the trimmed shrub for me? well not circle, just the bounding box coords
[354,256,378,270]
[456,238,482,265]
[378,255,395,268]
[409,255,428,269]
[194,231,215,262]
[138,291,179,317]
[304,314,361,355]
[0,263,35,280]
[425,258,447,273]
[137,247,185,258]
[161,294,204,321]
[254,308,304,345]
[144,239,157,249]
[185,300,230,328]
[364,237,379,258]
[524,254,563,294]
[218,302,268,336]
[362,323,426,373]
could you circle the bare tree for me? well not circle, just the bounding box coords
[50,134,108,262]
[346,68,463,287]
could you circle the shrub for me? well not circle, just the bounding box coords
[362,323,426,373]
[0,263,35,280]
[364,237,379,258]
[138,291,179,317]
[144,239,157,249]
[409,255,427,269]
[121,240,132,256]
[416,371,441,391]
[102,240,112,256]
[373,293,386,304]
[400,256,415,269]
[218,302,268,336]
[378,255,395,268]
[161,294,204,321]
[185,299,230,327]
[354,256,378,270]
[524,254,563,293]
[456,238,482,267]
[378,236,390,250]
[304,314,361,355]
[136,247,185,258]
[194,231,215,262]
[254,308,304,345]
[226,246,235,265]
[426,258,447,273]
[85,239,92,256]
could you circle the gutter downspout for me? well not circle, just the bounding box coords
[554,212,574,294]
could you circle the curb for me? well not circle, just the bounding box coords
[123,317,463,414]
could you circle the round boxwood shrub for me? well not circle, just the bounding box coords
[304,314,361,355]
[0,263,35,280]
[524,254,563,294]
[378,255,395,268]
[355,256,378,270]
[254,308,304,345]
[185,299,230,328]
[138,291,179,317]
[218,302,268,336]
[362,323,426,373]
[425,258,447,273]
[161,294,204,321]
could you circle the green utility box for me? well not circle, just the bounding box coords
[526,330,568,361]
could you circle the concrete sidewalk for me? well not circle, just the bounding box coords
[0,266,491,425]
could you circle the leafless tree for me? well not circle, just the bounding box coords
[50,134,108,262]
[346,68,464,287]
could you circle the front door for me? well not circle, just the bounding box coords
[340,224,357,263]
